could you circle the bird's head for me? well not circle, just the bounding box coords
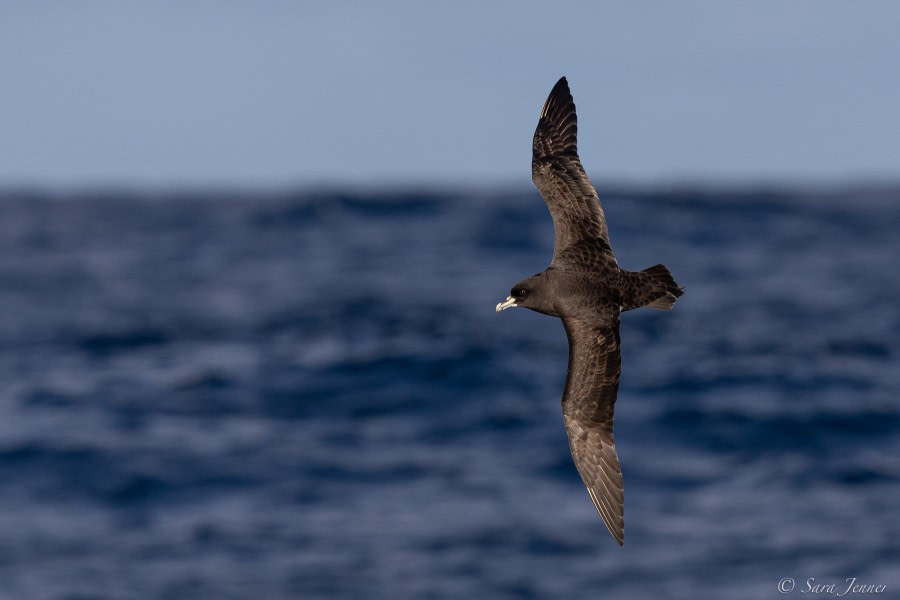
[495,274,558,317]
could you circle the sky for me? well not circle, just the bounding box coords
[2,2,900,187]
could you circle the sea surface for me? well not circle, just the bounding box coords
[1,185,898,599]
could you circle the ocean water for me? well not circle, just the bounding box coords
[0,185,898,599]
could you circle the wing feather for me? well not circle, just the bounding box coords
[532,77,615,263]
[561,316,625,545]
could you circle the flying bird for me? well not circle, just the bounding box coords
[496,77,683,546]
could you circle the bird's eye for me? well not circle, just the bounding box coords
[518,288,528,297]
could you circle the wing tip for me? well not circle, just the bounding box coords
[605,515,626,546]
[540,76,572,118]
[534,76,578,159]
[586,485,626,546]
[601,509,626,546]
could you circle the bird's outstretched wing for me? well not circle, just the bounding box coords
[532,77,615,263]
[561,316,625,545]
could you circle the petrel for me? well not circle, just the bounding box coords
[495,77,683,546]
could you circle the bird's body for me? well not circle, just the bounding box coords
[496,77,683,546]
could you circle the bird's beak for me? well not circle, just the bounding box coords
[495,296,517,313]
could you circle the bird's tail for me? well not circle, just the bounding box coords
[622,264,684,311]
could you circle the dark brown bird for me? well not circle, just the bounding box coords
[496,77,683,546]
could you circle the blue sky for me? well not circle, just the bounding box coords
[2,2,900,187]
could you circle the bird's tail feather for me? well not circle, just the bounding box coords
[622,264,684,311]
[641,264,683,310]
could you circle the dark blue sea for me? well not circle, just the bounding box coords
[1,185,898,599]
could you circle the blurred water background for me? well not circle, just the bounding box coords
[0,184,898,599]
